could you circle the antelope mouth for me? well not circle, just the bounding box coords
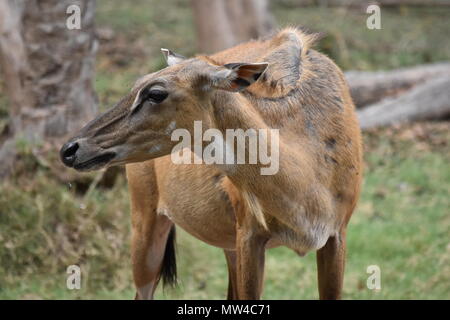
[73,152,116,171]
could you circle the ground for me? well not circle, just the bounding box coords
[0,1,449,299]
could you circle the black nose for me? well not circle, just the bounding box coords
[60,141,79,167]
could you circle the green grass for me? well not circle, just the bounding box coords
[0,1,449,300]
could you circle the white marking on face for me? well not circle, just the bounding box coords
[131,87,144,112]
[149,144,162,154]
[165,121,177,135]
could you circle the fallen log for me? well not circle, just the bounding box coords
[357,75,450,130]
[345,62,450,108]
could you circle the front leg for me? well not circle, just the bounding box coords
[316,230,347,300]
[131,214,174,300]
[235,224,268,299]
[224,250,238,300]
[127,161,176,300]
[224,178,269,300]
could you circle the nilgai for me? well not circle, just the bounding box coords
[60,28,363,300]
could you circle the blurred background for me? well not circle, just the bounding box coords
[0,0,449,299]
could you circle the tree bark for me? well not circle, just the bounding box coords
[357,76,450,130]
[0,0,98,177]
[191,0,275,54]
[345,62,450,108]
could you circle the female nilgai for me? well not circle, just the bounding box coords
[60,28,362,300]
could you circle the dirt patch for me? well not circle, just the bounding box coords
[363,121,450,155]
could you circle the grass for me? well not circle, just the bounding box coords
[0,1,449,300]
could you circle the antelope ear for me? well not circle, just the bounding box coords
[213,62,269,92]
[161,48,186,66]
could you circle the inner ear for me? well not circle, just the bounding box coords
[161,48,186,66]
[220,62,269,92]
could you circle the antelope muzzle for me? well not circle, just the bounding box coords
[60,139,116,171]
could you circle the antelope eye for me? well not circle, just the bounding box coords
[147,89,168,103]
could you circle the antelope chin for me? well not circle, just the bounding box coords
[73,152,116,172]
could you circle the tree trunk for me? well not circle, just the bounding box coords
[345,62,450,108]
[0,0,98,177]
[191,0,275,54]
[357,76,450,130]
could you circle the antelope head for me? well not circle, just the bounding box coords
[60,49,267,171]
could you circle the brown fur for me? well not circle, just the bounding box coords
[61,27,363,300]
